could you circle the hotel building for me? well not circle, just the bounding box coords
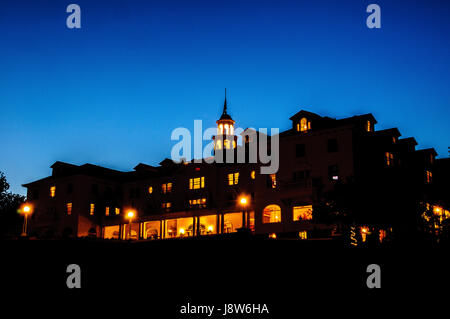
[23,97,445,241]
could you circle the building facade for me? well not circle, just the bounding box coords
[23,99,447,241]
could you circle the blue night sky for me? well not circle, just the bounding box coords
[0,0,449,195]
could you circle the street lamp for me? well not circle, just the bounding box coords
[126,210,135,240]
[20,203,33,237]
[239,195,249,229]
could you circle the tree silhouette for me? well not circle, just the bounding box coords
[0,171,25,237]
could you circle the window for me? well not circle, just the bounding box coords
[164,217,194,238]
[328,165,339,181]
[299,117,310,132]
[162,183,172,194]
[223,212,243,233]
[104,225,120,239]
[216,140,222,150]
[189,198,206,208]
[366,120,372,132]
[262,205,281,223]
[162,202,171,211]
[115,207,120,215]
[430,154,434,164]
[90,203,95,215]
[299,231,308,240]
[143,221,161,240]
[385,152,394,167]
[199,215,217,235]
[189,177,205,190]
[105,207,110,216]
[224,140,231,149]
[148,186,153,194]
[66,203,72,215]
[228,172,239,185]
[426,170,432,184]
[327,138,338,153]
[251,170,256,180]
[267,174,277,188]
[295,144,306,157]
[50,186,56,198]
[293,205,313,221]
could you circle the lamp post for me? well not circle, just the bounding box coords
[20,204,32,237]
[126,210,135,240]
[239,196,248,228]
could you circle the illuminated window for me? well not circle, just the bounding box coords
[162,202,171,211]
[430,154,434,164]
[232,140,236,148]
[219,124,223,134]
[262,204,281,223]
[115,207,120,215]
[216,140,222,150]
[143,221,161,240]
[299,231,308,240]
[189,177,205,190]
[269,233,277,239]
[165,217,194,238]
[105,207,110,216]
[162,183,172,194]
[426,170,432,184]
[296,123,300,131]
[267,174,277,188]
[223,212,243,233]
[366,120,372,132]
[392,137,396,144]
[50,186,56,198]
[189,198,206,208]
[293,205,313,221]
[104,225,120,239]
[385,152,394,166]
[228,172,239,185]
[224,140,230,149]
[90,203,95,215]
[251,170,256,179]
[299,117,310,132]
[199,215,217,235]
[148,186,153,194]
[66,203,72,215]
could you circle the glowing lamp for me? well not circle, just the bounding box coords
[127,211,135,219]
[207,225,213,232]
[240,197,247,205]
[179,228,185,235]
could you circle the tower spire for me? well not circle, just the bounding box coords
[223,88,227,115]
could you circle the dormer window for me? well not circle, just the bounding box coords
[297,117,310,132]
[366,120,373,132]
